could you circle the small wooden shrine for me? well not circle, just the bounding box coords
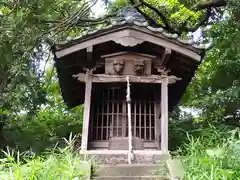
[50,7,209,163]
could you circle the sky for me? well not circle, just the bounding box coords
[91,0,107,17]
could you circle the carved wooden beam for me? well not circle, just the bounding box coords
[72,73,181,84]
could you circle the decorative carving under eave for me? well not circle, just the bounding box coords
[113,36,144,47]
[134,59,145,75]
[168,75,182,84]
[113,59,125,74]
[157,67,170,75]
[104,52,152,75]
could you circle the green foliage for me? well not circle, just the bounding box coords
[0,1,239,179]
[0,0,90,114]
[182,0,240,124]
[169,106,240,179]
[2,67,83,153]
[169,108,197,150]
[0,137,91,180]
[168,107,237,151]
[3,106,83,153]
[179,128,240,179]
[106,0,203,28]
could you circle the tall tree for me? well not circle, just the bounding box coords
[182,0,240,125]
[0,0,99,115]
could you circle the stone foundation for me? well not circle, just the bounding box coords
[92,154,128,164]
[87,152,170,165]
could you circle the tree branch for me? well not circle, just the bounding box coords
[43,0,228,38]
[183,8,212,32]
[192,0,227,11]
[134,5,166,28]
[128,0,228,35]
[78,13,117,23]
[140,0,171,29]
[129,0,177,33]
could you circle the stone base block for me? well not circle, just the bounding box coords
[108,137,144,150]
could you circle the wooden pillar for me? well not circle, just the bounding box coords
[154,91,161,149]
[81,72,93,152]
[161,75,168,153]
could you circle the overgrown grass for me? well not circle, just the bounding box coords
[176,127,240,180]
[0,135,91,180]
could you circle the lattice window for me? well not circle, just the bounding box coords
[127,100,155,141]
[90,84,156,141]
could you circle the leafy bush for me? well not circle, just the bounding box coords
[0,135,91,180]
[2,105,83,154]
[178,128,240,179]
[168,107,236,151]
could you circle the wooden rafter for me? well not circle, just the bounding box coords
[159,48,172,67]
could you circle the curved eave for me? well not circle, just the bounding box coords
[54,25,204,61]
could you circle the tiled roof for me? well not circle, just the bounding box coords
[55,6,213,51]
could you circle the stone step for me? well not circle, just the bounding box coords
[92,176,168,180]
[94,164,167,177]
[90,153,170,164]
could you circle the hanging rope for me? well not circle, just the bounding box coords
[126,76,134,164]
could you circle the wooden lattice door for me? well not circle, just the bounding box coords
[90,85,127,141]
[90,84,157,148]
